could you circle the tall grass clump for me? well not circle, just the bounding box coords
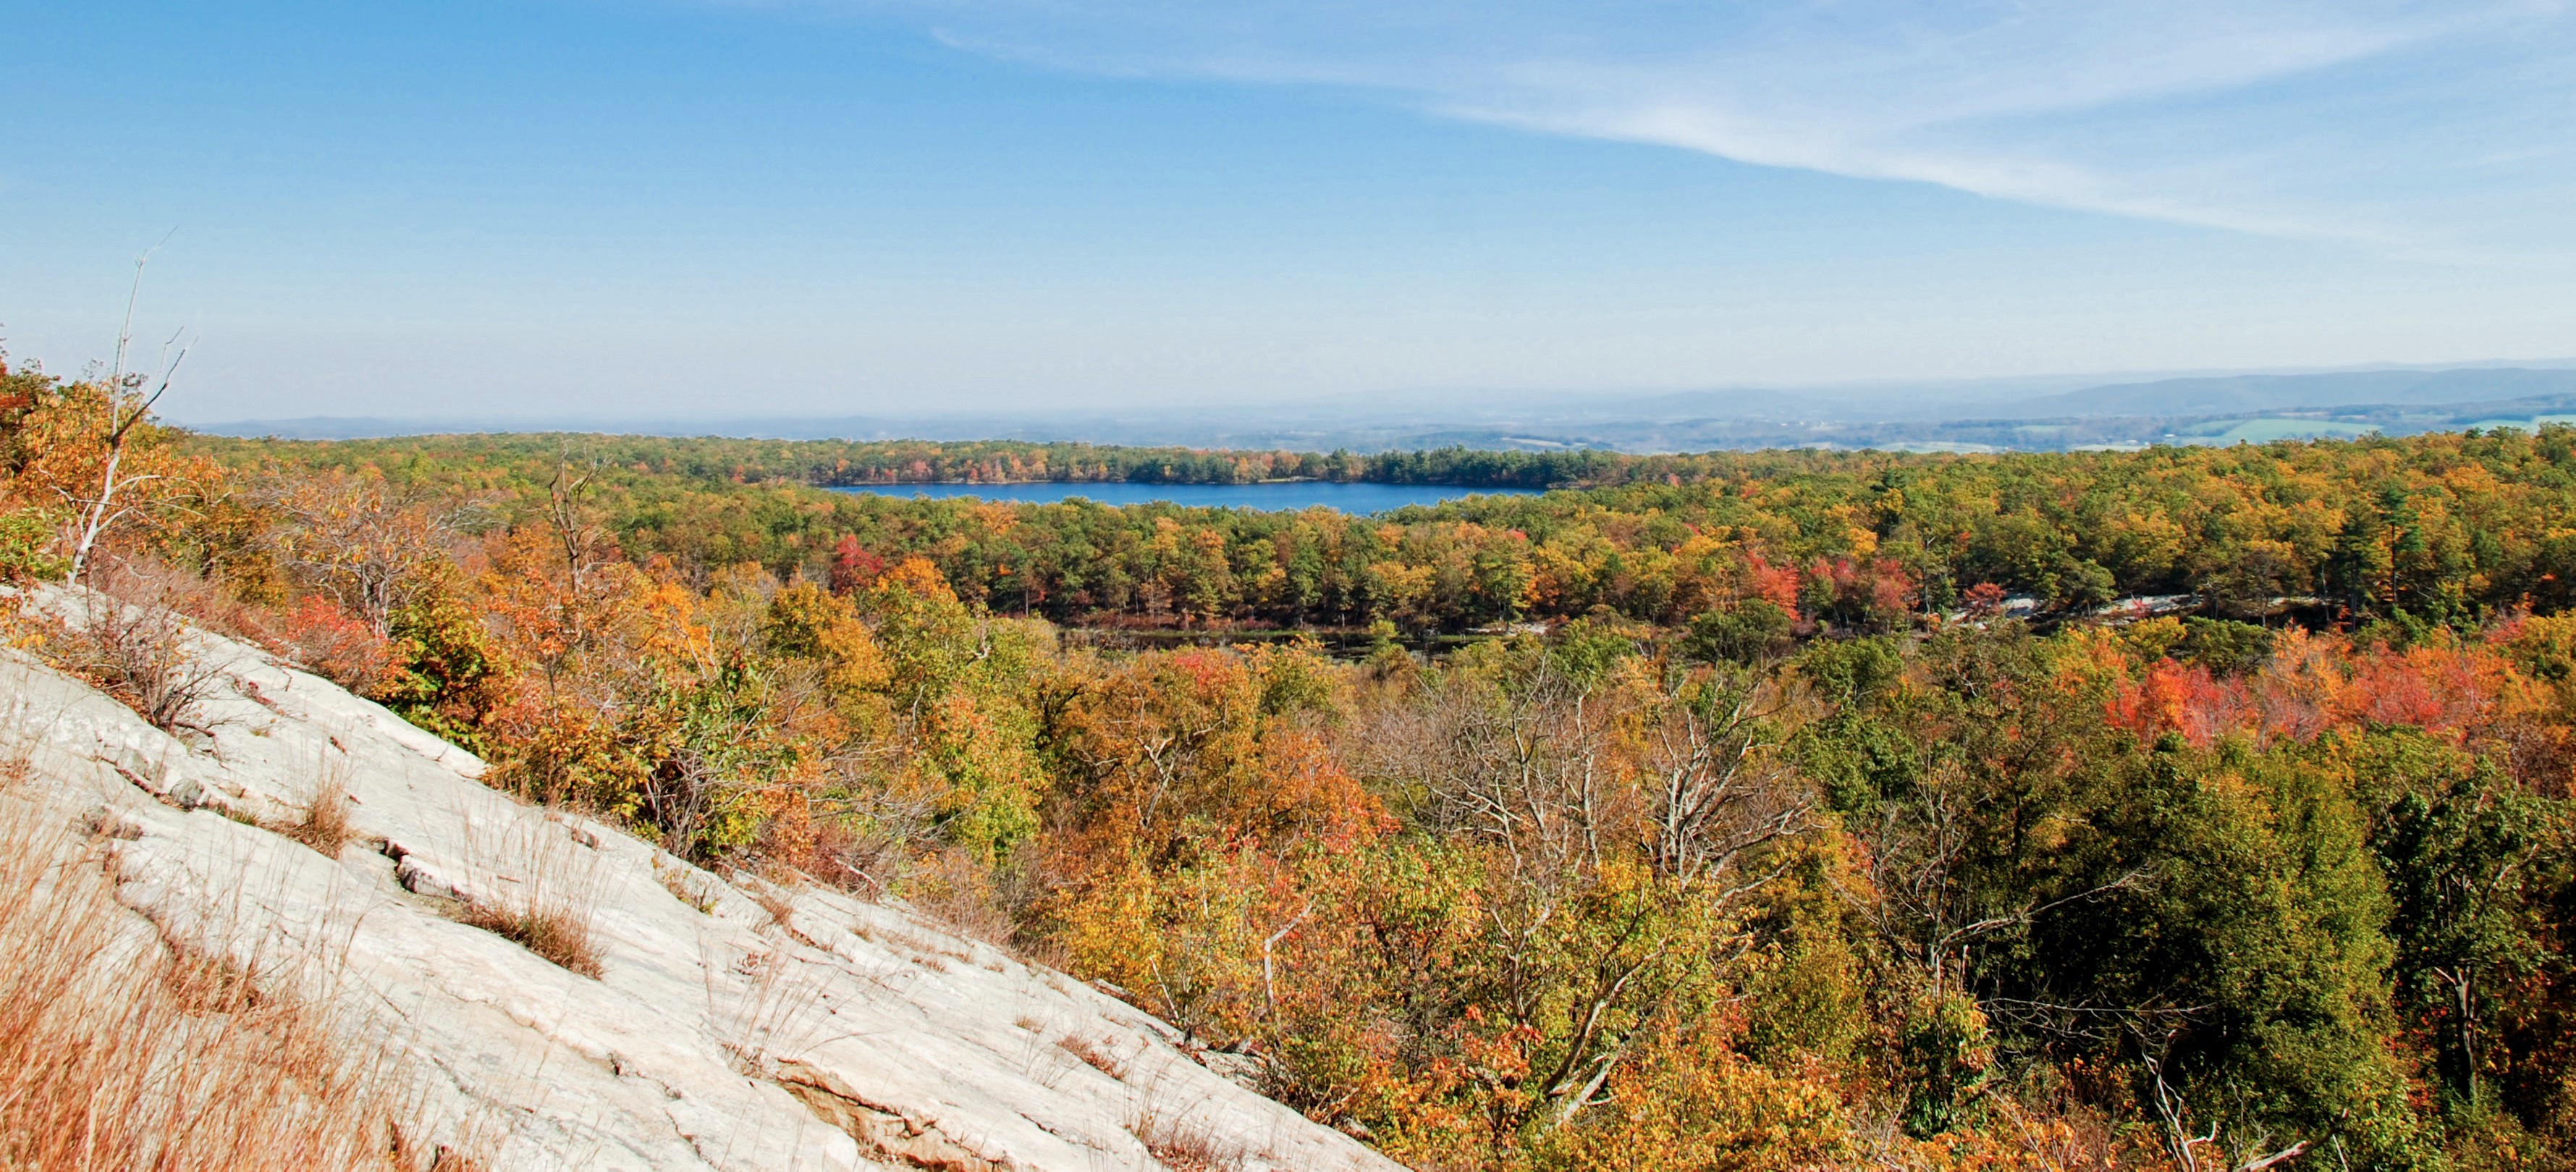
[455,897,602,978]
[454,811,605,979]
[283,755,358,857]
[0,795,428,1168]
[1126,1084,1246,1172]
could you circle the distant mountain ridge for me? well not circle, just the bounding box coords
[1983,367,2576,420]
[195,363,2576,452]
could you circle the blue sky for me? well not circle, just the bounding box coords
[3,0,2572,422]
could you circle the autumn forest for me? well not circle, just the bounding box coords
[9,355,2576,1172]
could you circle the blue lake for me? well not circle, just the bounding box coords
[830,481,1540,513]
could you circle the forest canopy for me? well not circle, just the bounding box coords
[182,425,2576,634]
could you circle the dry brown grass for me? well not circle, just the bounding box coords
[451,811,607,979]
[1127,1091,1245,1172]
[283,757,357,856]
[1138,1126,1243,1172]
[0,677,41,790]
[709,942,857,1077]
[653,855,720,914]
[1057,1033,1128,1080]
[850,916,979,969]
[0,735,31,789]
[455,898,603,979]
[750,882,798,933]
[0,795,433,1169]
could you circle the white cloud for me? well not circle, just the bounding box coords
[793,0,2576,249]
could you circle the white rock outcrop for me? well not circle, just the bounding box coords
[0,588,1398,1172]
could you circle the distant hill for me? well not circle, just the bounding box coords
[195,364,2576,452]
[1990,368,2576,419]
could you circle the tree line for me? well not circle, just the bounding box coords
[182,426,2576,636]
[186,432,1620,489]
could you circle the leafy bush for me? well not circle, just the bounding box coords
[51,588,228,735]
[0,508,65,581]
[1684,599,1794,665]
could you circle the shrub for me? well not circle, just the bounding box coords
[0,507,65,581]
[270,595,399,693]
[51,583,228,735]
[1685,599,1795,665]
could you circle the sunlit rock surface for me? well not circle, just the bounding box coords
[1,586,1395,1171]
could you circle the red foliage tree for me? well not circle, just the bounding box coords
[827,534,884,596]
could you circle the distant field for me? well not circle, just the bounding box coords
[1871,441,2002,454]
[2462,413,2576,431]
[2187,418,2381,444]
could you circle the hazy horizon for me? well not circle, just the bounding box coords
[173,358,2576,433]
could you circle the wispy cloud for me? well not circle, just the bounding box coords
[772,0,2576,250]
